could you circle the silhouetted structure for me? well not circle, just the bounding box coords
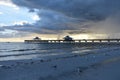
[33,37,41,40]
[63,36,73,41]
[24,36,120,43]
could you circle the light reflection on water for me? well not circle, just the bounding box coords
[0,42,119,61]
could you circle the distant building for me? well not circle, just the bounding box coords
[63,36,73,41]
[33,37,41,40]
[25,37,49,43]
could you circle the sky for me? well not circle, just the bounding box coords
[0,0,120,42]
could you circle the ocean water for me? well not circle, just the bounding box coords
[0,42,119,61]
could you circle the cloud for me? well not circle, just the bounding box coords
[1,0,120,38]
[13,21,29,25]
[0,0,19,10]
[31,14,40,21]
[11,0,120,20]
[0,29,31,38]
[0,12,3,15]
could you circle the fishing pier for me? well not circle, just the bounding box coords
[24,36,120,43]
[25,39,120,43]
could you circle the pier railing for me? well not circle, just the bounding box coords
[25,39,120,43]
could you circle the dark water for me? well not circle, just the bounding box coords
[0,42,119,61]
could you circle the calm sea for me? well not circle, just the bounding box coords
[0,42,119,61]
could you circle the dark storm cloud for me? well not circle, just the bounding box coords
[7,0,120,35]
[12,0,120,20]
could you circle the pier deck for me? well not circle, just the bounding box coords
[24,39,120,43]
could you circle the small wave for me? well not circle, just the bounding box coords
[0,48,95,58]
[11,49,37,52]
[0,49,37,52]
[0,46,81,53]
